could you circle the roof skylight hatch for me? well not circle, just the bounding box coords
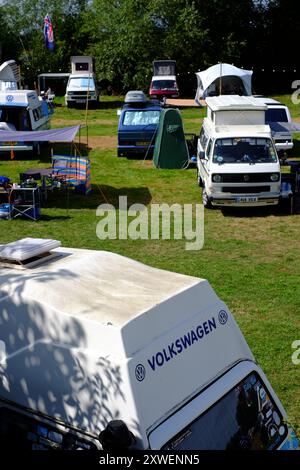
[0,238,61,269]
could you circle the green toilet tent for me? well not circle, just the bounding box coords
[153,108,189,169]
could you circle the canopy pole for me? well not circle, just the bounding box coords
[85,72,91,127]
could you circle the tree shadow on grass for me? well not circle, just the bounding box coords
[221,198,300,217]
[99,100,124,110]
[40,214,72,221]
[44,184,152,211]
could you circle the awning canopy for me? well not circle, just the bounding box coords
[195,64,253,103]
[0,125,80,142]
[37,73,70,79]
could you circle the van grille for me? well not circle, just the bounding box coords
[222,186,271,193]
[70,91,91,97]
[220,173,275,183]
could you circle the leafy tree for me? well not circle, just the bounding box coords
[87,0,256,93]
[1,0,90,86]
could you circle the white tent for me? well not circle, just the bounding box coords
[0,60,20,90]
[195,63,253,104]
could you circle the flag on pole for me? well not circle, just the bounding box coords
[43,15,55,51]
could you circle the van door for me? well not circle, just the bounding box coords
[201,138,212,184]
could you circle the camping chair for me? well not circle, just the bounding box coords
[51,155,91,195]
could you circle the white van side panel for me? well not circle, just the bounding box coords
[128,299,254,440]
[0,295,139,438]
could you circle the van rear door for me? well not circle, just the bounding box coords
[148,361,290,450]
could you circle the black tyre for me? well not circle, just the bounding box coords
[202,187,212,209]
[279,196,294,215]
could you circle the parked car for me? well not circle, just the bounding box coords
[117,91,162,158]
[65,56,99,108]
[254,97,293,152]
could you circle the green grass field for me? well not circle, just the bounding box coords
[0,95,299,433]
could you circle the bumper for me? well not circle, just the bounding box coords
[275,142,293,151]
[209,193,280,207]
[150,93,179,99]
[65,97,98,105]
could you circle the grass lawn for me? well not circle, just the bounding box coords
[0,95,300,434]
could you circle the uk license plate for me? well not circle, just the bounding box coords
[76,99,86,103]
[236,196,258,203]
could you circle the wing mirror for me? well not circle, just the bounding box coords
[199,150,205,159]
[99,420,136,451]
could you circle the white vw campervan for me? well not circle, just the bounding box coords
[0,238,297,450]
[65,56,99,108]
[197,96,281,208]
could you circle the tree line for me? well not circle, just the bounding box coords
[0,0,299,95]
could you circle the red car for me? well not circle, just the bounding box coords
[149,75,179,100]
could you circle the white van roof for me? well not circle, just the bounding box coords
[206,95,268,111]
[253,96,282,106]
[152,75,176,81]
[0,240,254,439]
[214,124,272,137]
[0,244,203,349]
[203,117,272,138]
[0,89,41,108]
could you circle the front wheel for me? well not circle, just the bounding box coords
[202,187,212,209]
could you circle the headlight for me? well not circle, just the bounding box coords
[270,173,279,182]
[212,174,222,183]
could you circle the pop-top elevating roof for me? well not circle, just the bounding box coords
[206,95,268,111]
[0,237,61,268]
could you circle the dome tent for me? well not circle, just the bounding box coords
[195,63,253,104]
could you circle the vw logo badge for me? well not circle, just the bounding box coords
[244,174,250,182]
[135,364,146,382]
[6,95,14,102]
[218,310,228,325]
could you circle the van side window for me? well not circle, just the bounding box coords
[200,128,208,150]
[32,108,42,122]
[206,139,212,158]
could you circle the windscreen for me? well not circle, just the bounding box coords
[69,77,95,89]
[213,137,278,164]
[0,81,18,91]
[123,110,160,126]
[265,108,288,123]
[162,372,288,450]
[152,80,177,90]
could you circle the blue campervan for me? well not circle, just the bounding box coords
[117,91,162,158]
